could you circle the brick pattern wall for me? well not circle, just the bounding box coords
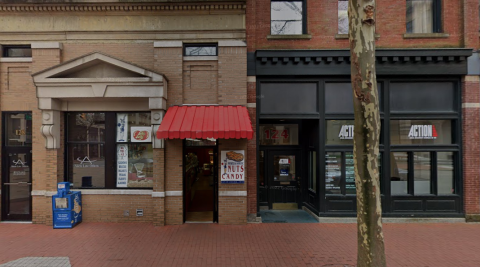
[32,196,51,225]
[247,0,464,52]
[183,61,218,104]
[63,43,155,71]
[153,148,165,226]
[462,76,480,215]
[154,47,183,107]
[218,139,248,224]
[247,107,257,215]
[81,195,153,223]
[463,0,480,49]
[218,46,247,105]
[165,139,183,225]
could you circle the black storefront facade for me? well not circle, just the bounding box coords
[249,49,472,218]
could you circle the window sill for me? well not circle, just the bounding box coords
[403,33,450,39]
[0,57,32,63]
[78,189,153,195]
[183,56,218,61]
[335,34,380,40]
[267,34,312,40]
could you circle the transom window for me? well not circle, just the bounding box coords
[2,45,32,57]
[271,1,304,35]
[406,0,442,33]
[184,44,217,56]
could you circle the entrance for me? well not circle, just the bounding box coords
[267,150,301,210]
[2,112,32,221]
[183,140,218,222]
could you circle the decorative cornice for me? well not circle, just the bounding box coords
[0,3,246,13]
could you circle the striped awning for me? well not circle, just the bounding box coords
[156,105,254,140]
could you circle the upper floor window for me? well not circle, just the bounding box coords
[338,0,348,34]
[184,44,217,56]
[2,45,32,57]
[406,0,442,33]
[271,1,304,35]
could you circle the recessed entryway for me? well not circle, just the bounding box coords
[184,139,217,223]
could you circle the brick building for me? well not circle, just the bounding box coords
[0,0,251,225]
[246,0,480,221]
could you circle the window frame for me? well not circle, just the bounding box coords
[270,0,307,35]
[406,0,442,34]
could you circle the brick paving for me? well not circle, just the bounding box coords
[0,222,479,267]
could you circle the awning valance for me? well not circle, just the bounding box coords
[156,105,254,140]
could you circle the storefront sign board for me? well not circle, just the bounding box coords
[131,127,152,142]
[221,150,245,184]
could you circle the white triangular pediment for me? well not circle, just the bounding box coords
[33,52,164,82]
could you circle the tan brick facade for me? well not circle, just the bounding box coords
[0,1,249,225]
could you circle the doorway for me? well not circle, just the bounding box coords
[2,112,33,221]
[183,140,218,222]
[267,150,301,210]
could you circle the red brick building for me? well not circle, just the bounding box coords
[246,0,480,221]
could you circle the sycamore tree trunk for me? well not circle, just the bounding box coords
[348,0,386,266]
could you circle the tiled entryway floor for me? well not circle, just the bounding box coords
[260,210,318,223]
[1,222,480,266]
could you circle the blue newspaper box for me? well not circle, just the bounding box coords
[52,182,82,229]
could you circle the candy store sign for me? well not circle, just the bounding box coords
[221,150,245,184]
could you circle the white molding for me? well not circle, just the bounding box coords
[166,191,182,196]
[31,42,62,49]
[0,57,32,63]
[183,56,218,61]
[78,189,153,195]
[247,76,256,83]
[152,192,165,198]
[154,41,183,48]
[31,190,57,197]
[218,40,247,47]
[246,103,256,108]
[462,103,480,108]
[218,191,247,197]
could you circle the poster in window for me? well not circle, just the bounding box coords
[130,127,152,143]
[116,113,128,142]
[116,144,128,188]
[221,150,245,184]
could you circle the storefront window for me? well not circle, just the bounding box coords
[69,144,105,188]
[116,113,152,188]
[438,152,455,194]
[67,112,153,189]
[391,152,408,195]
[390,120,452,145]
[414,152,431,194]
[325,152,342,194]
[345,152,355,194]
[185,138,216,146]
[259,124,299,145]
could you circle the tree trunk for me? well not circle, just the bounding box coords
[348,0,386,266]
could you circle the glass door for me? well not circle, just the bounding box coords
[2,112,33,221]
[267,150,301,210]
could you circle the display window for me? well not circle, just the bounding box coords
[66,112,153,189]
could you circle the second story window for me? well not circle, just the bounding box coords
[406,0,442,33]
[338,0,348,34]
[184,44,217,56]
[271,1,304,35]
[2,45,32,57]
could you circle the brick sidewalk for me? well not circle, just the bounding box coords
[0,222,479,267]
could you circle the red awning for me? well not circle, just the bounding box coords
[156,105,254,140]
